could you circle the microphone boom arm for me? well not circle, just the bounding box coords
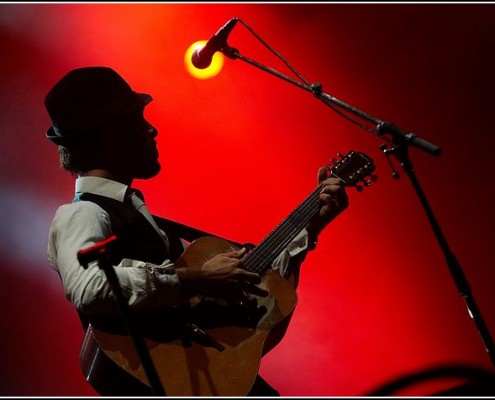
[222,46,440,156]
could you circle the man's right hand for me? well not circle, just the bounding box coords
[176,248,269,301]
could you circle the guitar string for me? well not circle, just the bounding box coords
[243,185,320,272]
[246,181,324,272]
[247,193,319,274]
[251,198,319,273]
[244,185,321,274]
[244,154,371,274]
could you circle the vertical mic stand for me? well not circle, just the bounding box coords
[221,45,495,369]
[77,236,166,396]
[377,125,495,369]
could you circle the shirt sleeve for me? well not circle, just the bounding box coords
[47,201,182,315]
[270,228,311,289]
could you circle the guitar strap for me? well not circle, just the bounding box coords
[152,215,250,249]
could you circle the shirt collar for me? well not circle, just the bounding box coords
[75,176,129,203]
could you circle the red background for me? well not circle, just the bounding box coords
[1,3,494,396]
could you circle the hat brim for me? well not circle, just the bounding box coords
[46,91,153,145]
[46,126,67,145]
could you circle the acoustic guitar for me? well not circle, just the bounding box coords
[79,150,376,396]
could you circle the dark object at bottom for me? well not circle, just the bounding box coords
[247,375,280,397]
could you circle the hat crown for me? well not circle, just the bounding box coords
[44,66,151,145]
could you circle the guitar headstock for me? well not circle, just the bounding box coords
[326,151,377,192]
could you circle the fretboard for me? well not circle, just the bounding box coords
[242,184,322,275]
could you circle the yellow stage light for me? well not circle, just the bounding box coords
[184,40,224,79]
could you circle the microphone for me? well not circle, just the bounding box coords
[191,17,239,69]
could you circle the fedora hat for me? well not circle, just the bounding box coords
[44,66,152,146]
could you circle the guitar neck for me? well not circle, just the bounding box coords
[241,150,376,276]
[242,185,322,275]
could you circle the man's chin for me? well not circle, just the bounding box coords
[136,162,161,179]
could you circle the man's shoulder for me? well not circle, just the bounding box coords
[54,198,110,222]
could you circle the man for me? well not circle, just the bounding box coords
[45,66,349,396]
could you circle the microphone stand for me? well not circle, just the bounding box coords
[221,45,495,369]
[77,236,167,396]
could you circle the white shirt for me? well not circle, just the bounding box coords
[47,176,310,315]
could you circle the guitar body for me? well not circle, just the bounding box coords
[80,236,298,396]
[79,151,376,396]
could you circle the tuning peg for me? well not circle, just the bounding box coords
[355,184,364,192]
